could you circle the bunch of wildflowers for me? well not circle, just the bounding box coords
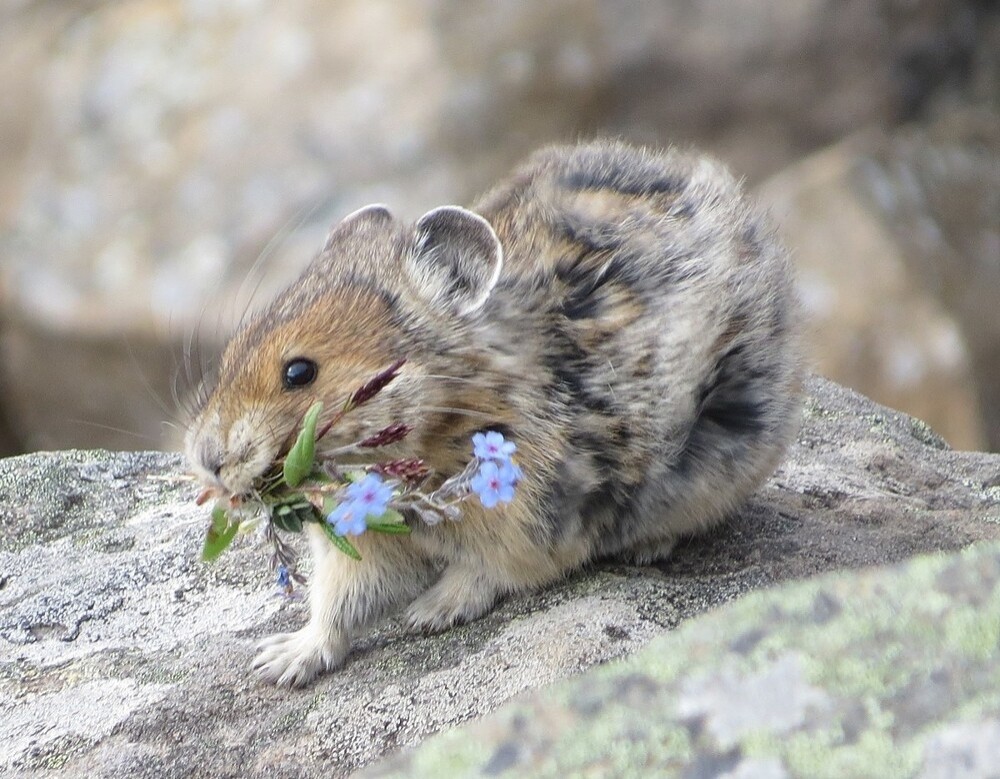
[197,359,522,594]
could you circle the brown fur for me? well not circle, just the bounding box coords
[186,141,804,687]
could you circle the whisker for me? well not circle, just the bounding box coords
[170,349,202,423]
[66,419,161,443]
[417,373,496,385]
[417,370,528,388]
[171,511,214,530]
[123,334,185,431]
[182,322,201,413]
[170,367,189,419]
[404,405,496,420]
[235,195,329,331]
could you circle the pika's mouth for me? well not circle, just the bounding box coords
[189,443,278,507]
[194,486,245,509]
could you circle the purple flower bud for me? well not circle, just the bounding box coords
[358,422,412,448]
[372,458,430,483]
[348,359,406,408]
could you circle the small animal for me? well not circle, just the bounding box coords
[185,140,803,687]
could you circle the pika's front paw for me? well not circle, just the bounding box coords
[405,570,500,634]
[252,627,349,688]
[626,537,677,566]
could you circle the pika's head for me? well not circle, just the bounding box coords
[185,203,503,498]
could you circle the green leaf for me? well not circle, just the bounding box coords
[319,520,363,560]
[367,522,411,535]
[270,497,320,533]
[201,506,240,562]
[364,509,409,534]
[283,402,323,488]
[271,507,303,533]
[373,508,405,525]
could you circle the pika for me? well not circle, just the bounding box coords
[186,140,802,687]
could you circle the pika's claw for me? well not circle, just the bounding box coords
[252,627,349,688]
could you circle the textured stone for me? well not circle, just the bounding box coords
[758,111,999,450]
[3,377,1000,776]
[369,542,1000,778]
[0,0,994,452]
[850,111,1000,450]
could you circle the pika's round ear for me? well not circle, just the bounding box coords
[323,204,394,250]
[404,206,503,316]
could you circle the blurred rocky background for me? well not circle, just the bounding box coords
[0,0,997,456]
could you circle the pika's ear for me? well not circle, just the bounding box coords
[324,204,394,250]
[404,206,503,316]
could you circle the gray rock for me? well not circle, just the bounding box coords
[850,111,1000,451]
[1,0,995,452]
[369,541,1000,778]
[2,376,1000,777]
[758,108,1000,452]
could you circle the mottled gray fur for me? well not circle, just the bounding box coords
[187,140,803,686]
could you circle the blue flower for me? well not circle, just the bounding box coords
[327,501,367,536]
[276,564,291,589]
[326,473,395,536]
[345,473,394,518]
[470,460,520,508]
[473,431,516,462]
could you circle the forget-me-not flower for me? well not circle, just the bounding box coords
[473,431,516,463]
[470,459,520,508]
[344,473,393,517]
[328,501,367,536]
[327,473,394,536]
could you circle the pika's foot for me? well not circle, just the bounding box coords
[626,537,677,566]
[252,626,349,688]
[405,567,503,633]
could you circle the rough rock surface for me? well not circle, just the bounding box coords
[758,109,1000,451]
[850,111,1000,450]
[3,377,1000,777]
[0,0,995,452]
[370,541,1000,778]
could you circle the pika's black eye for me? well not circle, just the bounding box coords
[282,358,318,389]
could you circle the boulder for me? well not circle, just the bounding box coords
[758,110,1000,451]
[0,0,994,453]
[3,376,1000,776]
[370,540,1000,777]
[850,111,1000,450]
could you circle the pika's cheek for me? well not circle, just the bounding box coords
[221,414,283,494]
